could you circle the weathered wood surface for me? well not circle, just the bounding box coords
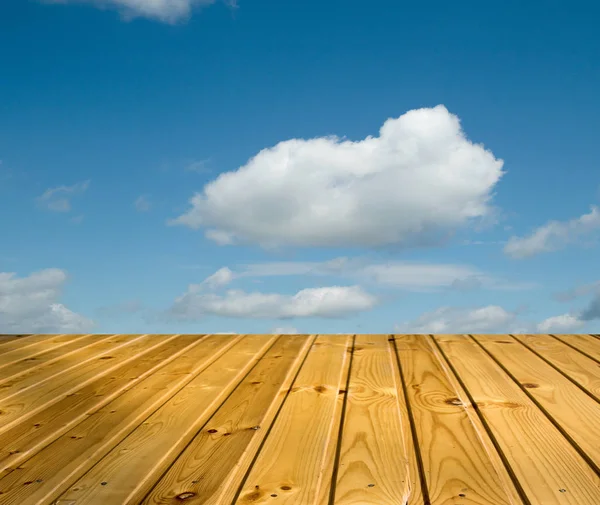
[0,333,598,505]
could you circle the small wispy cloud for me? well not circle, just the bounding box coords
[43,0,234,24]
[185,159,211,173]
[37,180,90,213]
[134,194,152,212]
[505,206,600,259]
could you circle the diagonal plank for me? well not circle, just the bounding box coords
[332,334,411,505]
[141,334,314,505]
[54,334,277,505]
[0,334,208,476]
[0,334,160,432]
[0,334,110,381]
[0,334,244,505]
[0,334,76,357]
[233,334,353,505]
[0,334,93,369]
[434,334,600,505]
[395,335,519,505]
[552,334,600,362]
[473,334,600,472]
[0,334,139,402]
[512,333,600,401]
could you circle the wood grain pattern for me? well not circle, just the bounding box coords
[0,334,598,505]
[55,334,277,505]
[0,334,108,382]
[0,335,242,505]
[332,334,410,505]
[141,334,314,505]
[234,334,352,505]
[396,335,516,505]
[552,334,600,362]
[0,334,206,476]
[435,334,600,505]
[0,334,158,433]
[512,333,600,401]
[473,334,600,471]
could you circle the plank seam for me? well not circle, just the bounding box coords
[327,334,356,505]
[228,334,319,505]
[37,334,246,504]
[0,335,213,478]
[139,334,284,504]
[549,335,600,365]
[430,335,531,505]
[391,336,431,505]
[510,334,600,405]
[469,335,600,477]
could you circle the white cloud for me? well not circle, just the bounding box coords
[505,206,600,259]
[37,180,90,213]
[199,267,235,290]
[196,258,531,293]
[170,106,504,249]
[272,326,299,334]
[44,0,229,23]
[169,285,377,320]
[134,195,151,212]
[537,313,585,333]
[0,269,94,332]
[397,305,517,333]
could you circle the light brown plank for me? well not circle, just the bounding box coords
[435,334,600,505]
[0,334,76,357]
[0,334,109,381]
[141,334,314,505]
[396,335,518,505]
[0,334,139,402]
[552,334,600,362]
[0,334,207,475]
[0,335,30,346]
[331,335,411,505]
[388,336,425,505]
[513,334,600,401]
[0,334,161,432]
[55,334,277,505]
[0,334,243,505]
[473,334,600,472]
[233,334,352,505]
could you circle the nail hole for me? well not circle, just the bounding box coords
[207,429,218,434]
[101,482,107,486]
[367,483,375,487]
[559,489,566,493]
[459,493,466,497]
[281,486,291,491]
[271,494,277,497]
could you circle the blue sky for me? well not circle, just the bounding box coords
[1,0,599,335]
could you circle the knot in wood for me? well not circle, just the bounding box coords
[176,492,197,500]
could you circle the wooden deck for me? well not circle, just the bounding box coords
[0,334,599,505]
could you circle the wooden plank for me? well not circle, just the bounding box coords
[232,334,352,505]
[472,334,600,472]
[0,334,159,433]
[331,335,411,505]
[552,334,600,362]
[0,334,110,381]
[138,334,313,505]
[388,336,425,505]
[395,335,518,505]
[0,335,30,346]
[0,334,244,505]
[513,334,600,401]
[434,334,600,505]
[0,334,77,357]
[0,334,137,401]
[0,334,208,475]
[54,334,277,505]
